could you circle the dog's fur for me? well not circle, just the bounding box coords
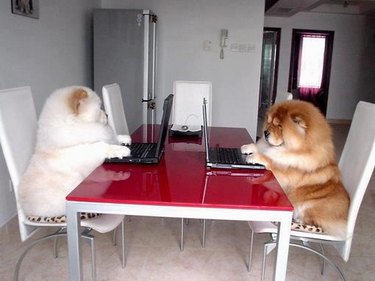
[241,100,350,237]
[18,86,131,217]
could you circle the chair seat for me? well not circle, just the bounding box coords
[26,212,102,224]
[81,214,125,234]
[249,220,343,241]
[26,213,124,234]
[291,221,323,233]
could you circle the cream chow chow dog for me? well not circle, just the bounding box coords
[241,100,349,237]
[18,86,131,217]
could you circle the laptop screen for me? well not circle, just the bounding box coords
[202,98,210,163]
[155,94,174,156]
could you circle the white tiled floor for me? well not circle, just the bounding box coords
[1,124,374,281]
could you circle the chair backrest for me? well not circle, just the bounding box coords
[172,80,212,126]
[335,101,375,261]
[274,92,293,104]
[0,86,38,241]
[102,83,130,135]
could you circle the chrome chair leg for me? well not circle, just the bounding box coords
[82,228,96,281]
[89,236,96,281]
[14,225,125,281]
[260,239,346,281]
[201,219,206,248]
[291,242,346,281]
[112,227,117,246]
[261,238,277,281]
[53,237,59,258]
[90,236,96,281]
[319,243,325,275]
[121,219,126,268]
[261,242,270,281]
[248,229,254,271]
[14,228,67,281]
[180,218,184,251]
[53,228,66,258]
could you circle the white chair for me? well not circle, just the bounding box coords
[0,86,125,281]
[171,80,212,132]
[102,83,130,135]
[274,91,293,104]
[169,81,212,250]
[247,101,375,281]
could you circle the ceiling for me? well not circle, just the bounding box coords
[265,0,375,17]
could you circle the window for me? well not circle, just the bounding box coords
[298,35,326,88]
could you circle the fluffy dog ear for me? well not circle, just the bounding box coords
[292,114,308,129]
[69,88,88,115]
[267,114,281,125]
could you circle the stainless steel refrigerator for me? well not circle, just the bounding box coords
[93,9,157,134]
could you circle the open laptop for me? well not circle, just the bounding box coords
[203,99,265,170]
[105,94,174,164]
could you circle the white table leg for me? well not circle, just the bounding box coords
[273,212,293,281]
[67,203,82,281]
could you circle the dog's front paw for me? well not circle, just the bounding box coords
[241,143,258,155]
[245,151,264,165]
[245,153,257,164]
[118,135,132,145]
[107,145,131,159]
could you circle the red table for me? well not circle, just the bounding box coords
[67,125,293,281]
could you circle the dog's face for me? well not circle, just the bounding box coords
[68,88,107,124]
[263,101,320,150]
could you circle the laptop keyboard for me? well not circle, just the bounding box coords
[216,148,243,164]
[129,143,155,158]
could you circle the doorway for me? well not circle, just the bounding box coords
[258,27,280,137]
[288,29,334,116]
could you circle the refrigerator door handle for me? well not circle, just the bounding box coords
[151,16,157,102]
[142,13,150,104]
[142,11,157,125]
[141,99,155,111]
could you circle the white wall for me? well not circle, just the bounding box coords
[0,0,100,227]
[102,0,265,138]
[265,12,371,121]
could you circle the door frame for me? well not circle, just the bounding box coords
[288,29,334,115]
[264,27,281,105]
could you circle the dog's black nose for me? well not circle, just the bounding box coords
[264,130,270,139]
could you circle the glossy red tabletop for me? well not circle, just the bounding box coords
[66,125,293,211]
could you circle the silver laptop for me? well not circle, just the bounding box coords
[105,94,173,164]
[203,99,265,170]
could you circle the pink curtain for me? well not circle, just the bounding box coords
[298,87,321,103]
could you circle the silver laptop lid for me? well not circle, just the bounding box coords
[155,94,174,156]
[202,98,210,163]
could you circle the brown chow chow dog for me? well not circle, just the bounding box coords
[241,100,350,237]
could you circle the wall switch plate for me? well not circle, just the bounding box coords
[230,43,256,53]
[230,43,239,52]
[203,40,212,51]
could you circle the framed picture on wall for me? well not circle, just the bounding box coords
[11,0,39,19]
